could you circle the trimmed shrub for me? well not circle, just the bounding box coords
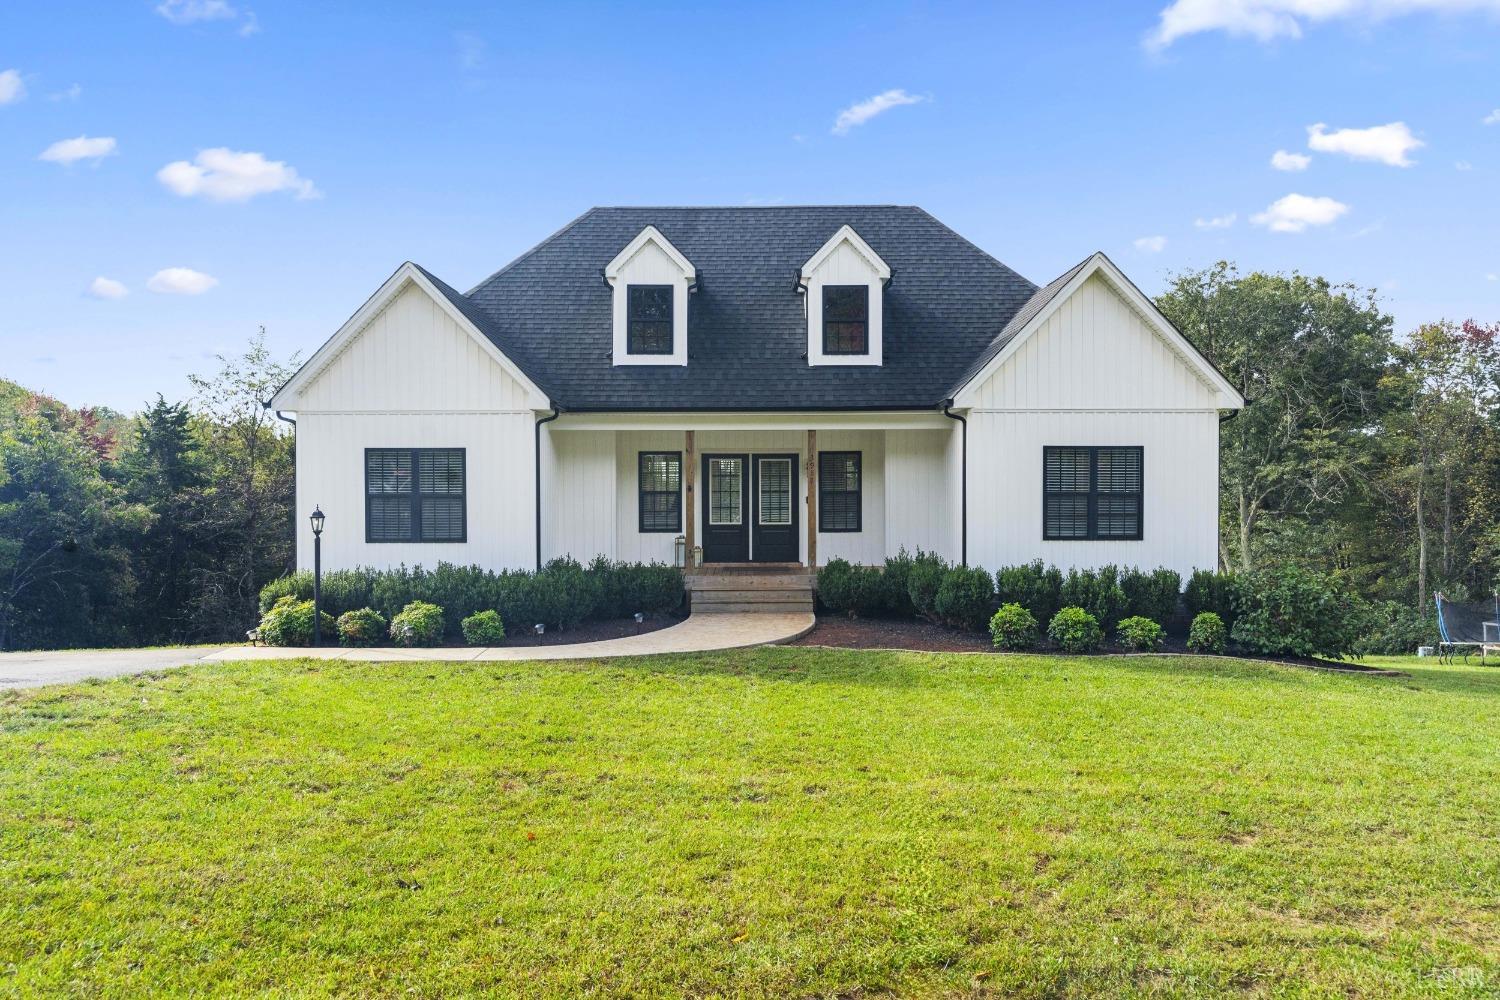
[881,548,918,617]
[1353,600,1438,656]
[1229,566,1360,659]
[258,561,684,637]
[1185,569,1237,631]
[1116,615,1165,652]
[1120,568,1181,627]
[989,603,1038,651]
[1060,566,1127,630]
[1048,606,1103,654]
[336,607,387,647]
[258,596,335,648]
[389,601,445,647]
[907,552,949,620]
[995,561,1063,627]
[461,609,506,645]
[1187,611,1227,654]
[935,565,995,630]
[816,559,886,618]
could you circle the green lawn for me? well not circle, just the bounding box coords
[3,650,1498,998]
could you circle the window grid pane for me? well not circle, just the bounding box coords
[638,452,682,532]
[822,285,869,355]
[758,459,791,526]
[709,458,743,526]
[1043,447,1142,541]
[628,285,673,355]
[367,448,465,542]
[818,452,862,532]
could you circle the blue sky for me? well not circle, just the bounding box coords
[2,0,1498,412]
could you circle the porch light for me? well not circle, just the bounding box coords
[673,535,686,568]
[692,544,702,567]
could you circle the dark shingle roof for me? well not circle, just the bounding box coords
[454,206,1040,411]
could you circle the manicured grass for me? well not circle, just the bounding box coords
[2,650,1498,998]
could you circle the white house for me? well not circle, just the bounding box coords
[267,206,1243,582]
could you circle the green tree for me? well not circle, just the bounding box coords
[1378,320,1500,606]
[1156,263,1393,572]
[0,398,143,650]
[121,396,207,643]
[185,330,298,639]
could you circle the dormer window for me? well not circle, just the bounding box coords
[800,225,890,367]
[822,285,869,355]
[627,285,673,354]
[606,226,695,366]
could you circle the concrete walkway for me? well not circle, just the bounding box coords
[206,612,815,663]
[1,613,814,689]
[0,646,230,690]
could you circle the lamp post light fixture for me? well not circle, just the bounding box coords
[310,505,325,647]
[534,623,545,645]
[634,611,645,634]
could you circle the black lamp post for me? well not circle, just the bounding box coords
[310,505,325,646]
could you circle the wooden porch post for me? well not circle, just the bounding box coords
[684,430,696,567]
[805,429,817,569]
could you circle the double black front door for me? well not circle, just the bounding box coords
[701,453,799,563]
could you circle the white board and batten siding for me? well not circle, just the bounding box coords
[960,273,1227,580]
[290,282,538,573]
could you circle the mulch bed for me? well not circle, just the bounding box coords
[788,614,1408,676]
[488,613,681,648]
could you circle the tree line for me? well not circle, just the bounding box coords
[1,266,1496,650]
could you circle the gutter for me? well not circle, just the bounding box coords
[940,399,967,567]
[535,406,561,570]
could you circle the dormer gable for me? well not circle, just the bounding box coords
[605,225,695,367]
[799,225,891,367]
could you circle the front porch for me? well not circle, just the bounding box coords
[537,412,961,571]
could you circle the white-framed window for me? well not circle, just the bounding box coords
[800,225,889,367]
[606,226,694,366]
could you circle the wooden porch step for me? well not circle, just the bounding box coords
[692,600,814,615]
[688,575,813,592]
[688,571,814,614]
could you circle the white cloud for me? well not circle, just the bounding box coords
[39,135,118,165]
[1133,235,1168,253]
[1195,212,1238,229]
[832,89,926,135]
[48,83,82,102]
[1271,149,1311,171]
[156,0,236,23]
[1148,0,1500,49]
[147,267,219,295]
[1251,193,1350,232]
[0,68,24,105]
[157,148,320,202]
[1487,272,1498,281]
[1307,121,1423,166]
[156,0,259,34]
[1484,109,1500,125]
[87,277,128,300]
[1456,159,1474,170]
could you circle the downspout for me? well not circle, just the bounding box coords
[535,406,561,570]
[940,399,967,567]
[271,407,297,574]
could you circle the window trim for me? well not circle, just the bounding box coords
[637,450,683,533]
[818,451,863,533]
[1042,446,1144,541]
[821,284,870,356]
[364,447,467,544]
[626,284,675,356]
